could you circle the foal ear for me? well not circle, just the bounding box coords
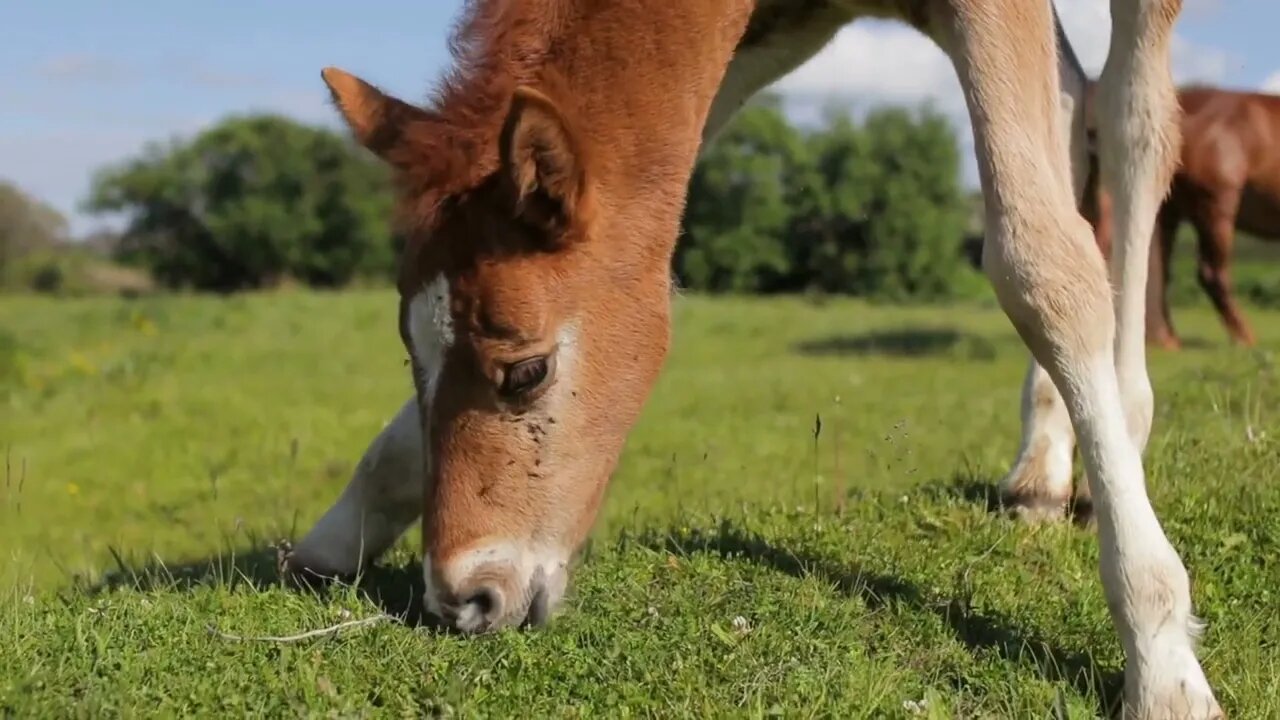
[321,66,431,165]
[499,86,590,236]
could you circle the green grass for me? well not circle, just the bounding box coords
[2,288,1278,718]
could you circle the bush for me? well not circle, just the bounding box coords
[85,114,396,292]
[675,99,976,300]
[676,97,815,292]
[30,263,63,293]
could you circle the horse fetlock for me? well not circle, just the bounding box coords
[998,439,1073,523]
[1227,321,1257,348]
[277,541,352,589]
[1118,568,1220,717]
[1147,326,1182,351]
[1125,639,1222,720]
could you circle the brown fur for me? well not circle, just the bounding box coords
[324,0,757,578]
[298,1,1224,714]
[1088,84,1280,348]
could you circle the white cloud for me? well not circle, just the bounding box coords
[770,20,974,180]
[1171,36,1234,85]
[1262,70,1280,93]
[773,21,963,115]
[1055,0,1112,76]
[1052,0,1233,82]
[11,2,1253,235]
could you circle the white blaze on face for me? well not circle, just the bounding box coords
[545,321,579,415]
[414,313,582,626]
[407,275,455,407]
[408,275,455,618]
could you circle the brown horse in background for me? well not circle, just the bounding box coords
[1088,85,1280,349]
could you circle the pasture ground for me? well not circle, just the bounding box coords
[1,287,1278,718]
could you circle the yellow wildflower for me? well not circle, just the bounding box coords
[68,351,96,376]
[134,314,158,336]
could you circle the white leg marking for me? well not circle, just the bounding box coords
[422,552,444,620]
[1073,354,1216,717]
[934,0,1219,713]
[1099,49,1159,457]
[1000,358,1076,518]
[290,397,424,576]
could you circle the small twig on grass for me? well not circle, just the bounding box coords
[208,613,396,643]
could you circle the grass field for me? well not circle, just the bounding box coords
[2,288,1278,717]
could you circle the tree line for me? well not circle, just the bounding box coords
[4,94,983,299]
[678,95,980,299]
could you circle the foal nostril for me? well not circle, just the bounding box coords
[463,586,501,618]
[446,583,505,633]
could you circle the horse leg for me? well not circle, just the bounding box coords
[1193,189,1256,346]
[1146,201,1183,350]
[1080,201,1183,519]
[939,0,1221,715]
[1078,183,1178,519]
[994,3,1095,523]
[1092,0,1221,713]
[285,397,425,582]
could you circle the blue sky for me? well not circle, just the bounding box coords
[4,1,1277,237]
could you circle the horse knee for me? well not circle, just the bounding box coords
[985,210,1114,364]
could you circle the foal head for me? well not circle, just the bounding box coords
[322,67,675,632]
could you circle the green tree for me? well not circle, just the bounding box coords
[677,99,976,299]
[676,95,817,292]
[793,110,873,292]
[858,105,972,298]
[85,114,396,291]
[804,104,974,298]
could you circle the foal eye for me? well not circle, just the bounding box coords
[499,355,552,397]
